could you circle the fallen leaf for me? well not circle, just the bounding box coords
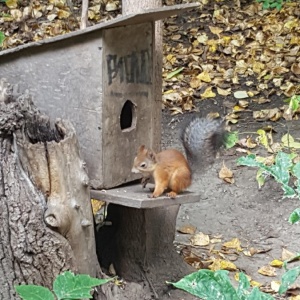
[282,248,297,261]
[271,280,281,292]
[219,162,234,184]
[282,134,300,149]
[223,238,242,252]
[209,258,237,271]
[269,259,283,268]
[258,265,277,277]
[190,232,210,246]
[200,86,216,99]
[177,225,197,234]
[234,90,249,99]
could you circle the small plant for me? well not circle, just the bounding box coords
[237,151,300,223]
[168,269,274,299]
[15,271,114,300]
[0,31,5,47]
[256,0,284,10]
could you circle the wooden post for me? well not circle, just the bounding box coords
[122,0,162,152]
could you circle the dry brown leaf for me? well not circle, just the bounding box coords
[258,265,277,277]
[177,225,197,235]
[253,108,281,121]
[222,238,242,252]
[219,162,234,184]
[282,248,296,261]
[190,232,210,246]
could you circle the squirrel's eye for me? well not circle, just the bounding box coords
[140,162,147,168]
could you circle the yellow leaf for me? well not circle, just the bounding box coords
[209,258,237,271]
[6,0,18,8]
[190,232,210,246]
[197,71,212,83]
[57,9,70,19]
[91,199,105,215]
[201,86,216,99]
[223,238,242,252]
[269,259,283,268]
[257,129,270,150]
[250,280,262,287]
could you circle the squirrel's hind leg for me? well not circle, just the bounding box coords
[168,168,192,198]
[149,169,169,198]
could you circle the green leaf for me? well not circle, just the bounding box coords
[256,169,266,189]
[0,31,5,47]
[53,271,114,300]
[166,67,184,79]
[289,208,300,224]
[15,285,55,300]
[279,266,300,294]
[237,272,250,298]
[167,269,239,300]
[237,152,296,198]
[224,131,238,149]
[288,95,300,112]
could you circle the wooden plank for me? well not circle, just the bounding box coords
[0,3,199,57]
[90,184,200,209]
[102,22,155,188]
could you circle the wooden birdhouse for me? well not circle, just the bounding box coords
[0,3,197,189]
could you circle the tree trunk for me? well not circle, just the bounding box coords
[0,79,101,298]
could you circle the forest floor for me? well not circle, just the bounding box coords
[161,2,300,299]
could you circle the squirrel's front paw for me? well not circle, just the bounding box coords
[166,191,177,199]
[141,177,150,188]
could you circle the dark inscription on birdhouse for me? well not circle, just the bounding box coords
[106,49,152,85]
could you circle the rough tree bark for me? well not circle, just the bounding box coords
[0,79,102,298]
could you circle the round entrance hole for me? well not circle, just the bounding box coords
[120,100,137,132]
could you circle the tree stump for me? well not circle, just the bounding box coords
[0,78,100,298]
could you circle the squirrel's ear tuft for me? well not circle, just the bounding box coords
[138,145,146,152]
[147,149,157,162]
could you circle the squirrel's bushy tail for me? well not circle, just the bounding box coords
[180,115,225,173]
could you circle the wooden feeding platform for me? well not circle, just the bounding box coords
[91,183,200,208]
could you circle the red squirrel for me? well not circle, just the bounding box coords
[131,115,226,198]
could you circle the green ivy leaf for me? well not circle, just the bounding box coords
[53,271,114,300]
[167,270,239,300]
[237,152,296,198]
[15,285,55,300]
[237,272,250,297]
[289,208,300,224]
[279,266,300,294]
[166,67,184,79]
[224,131,238,149]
